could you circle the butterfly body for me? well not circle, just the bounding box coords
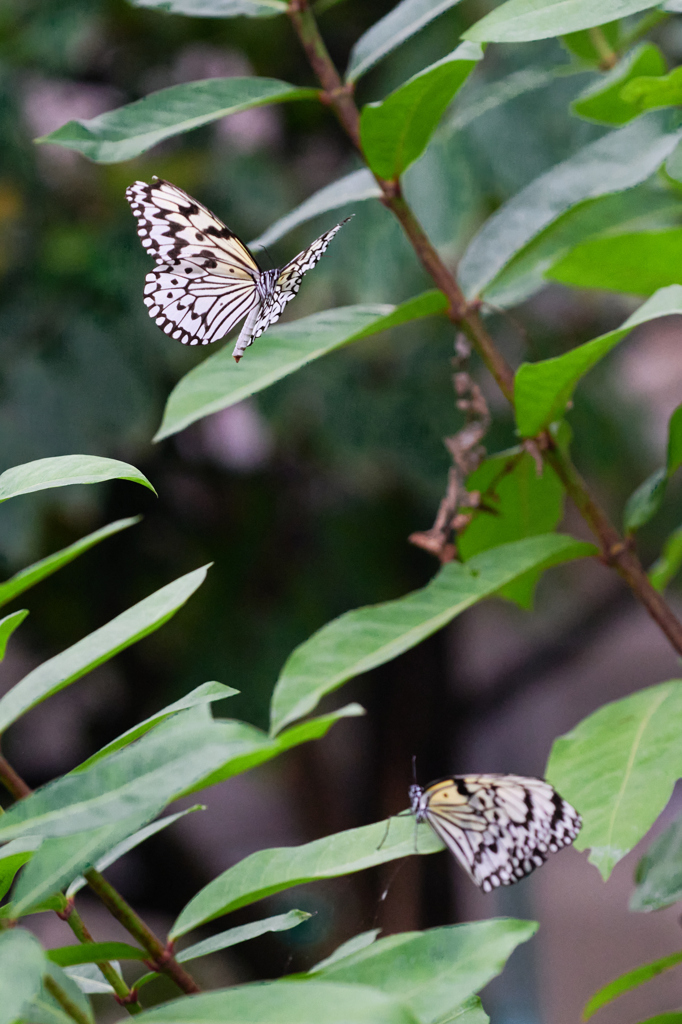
[126,178,349,360]
[410,773,581,892]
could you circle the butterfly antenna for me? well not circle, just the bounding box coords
[376,817,392,851]
[373,860,408,925]
[253,243,275,269]
[412,754,418,786]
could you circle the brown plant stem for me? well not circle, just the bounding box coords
[588,26,618,69]
[44,972,93,1024]
[0,756,201,998]
[285,0,682,657]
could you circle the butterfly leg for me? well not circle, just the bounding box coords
[233,304,262,362]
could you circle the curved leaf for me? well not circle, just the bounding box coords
[0,456,154,502]
[129,0,286,14]
[38,78,318,163]
[572,43,666,125]
[177,910,310,963]
[583,949,682,1019]
[464,0,661,43]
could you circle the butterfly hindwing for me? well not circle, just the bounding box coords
[144,262,258,347]
[413,774,581,893]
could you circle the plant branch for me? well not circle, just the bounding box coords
[44,973,93,1024]
[286,0,682,657]
[64,902,142,1013]
[588,26,618,69]
[0,755,201,999]
[83,868,200,995]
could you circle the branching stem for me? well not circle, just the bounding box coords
[285,0,682,656]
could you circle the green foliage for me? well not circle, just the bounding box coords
[571,43,666,124]
[631,816,682,911]
[583,949,682,1019]
[547,681,682,878]
[464,0,660,42]
[548,229,682,295]
[622,67,682,112]
[40,79,318,163]
[0,457,155,503]
[131,0,287,13]
[0,930,46,1024]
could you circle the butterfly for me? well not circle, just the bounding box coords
[126,178,350,361]
[410,773,581,892]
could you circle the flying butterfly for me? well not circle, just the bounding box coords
[409,773,581,892]
[126,178,350,361]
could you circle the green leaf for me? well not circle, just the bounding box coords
[631,815,682,910]
[0,565,210,734]
[583,949,682,1019]
[562,22,620,64]
[667,404,682,474]
[547,228,682,296]
[514,285,682,437]
[0,518,139,610]
[8,813,164,917]
[181,704,365,793]
[622,66,682,113]
[0,929,46,1024]
[38,79,318,163]
[649,525,682,592]
[74,680,237,771]
[0,456,155,502]
[311,931,381,972]
[66,806,204,897]
[487,188,681,308]
[310,920,538,1022]
[36,963,93,1024]
[133,980,419,1024]
[546,679,682,878]
[446,66,581,135]
[635,1016,682,1024]
[345,0,466,84]
[572,43,666,125]
[270,534,594,735]
[129,0,286,15]
[0,609,28,660]
[154,298,448,441]
[624,468,668,532]
[62,963,117,996]
[458,450,565,609]
[360,43,482,180]
[464,0,661,42]
[249,169,381,249]
[458,112,682,301]
[177,910,311,962]
[0,709,233,842]
[170,815,443,939]
[47,943,145,967]
[0,836,42,901]
[23,997,74,1024]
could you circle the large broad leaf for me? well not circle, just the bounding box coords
[0,929,46,1024]
[548,229,682,296]
[154,296,448,441]
[74,680,237,771]
[484,188,681,308]
[621,66,682,113]
[514,285,682,437]
[8,813,155,917]
[446,66,580,135]
[458,112,682,301]
[583,949,682,1019]
[0,517,139,609]
[0,565,210,734]
[0,456,154,502]
[133,980,419,1024]
[177,910,310,963]
[170,815,443,938]
[37,78,317,163]
[631,815,682,911]
[249,169,381,249]
[457,449,565,609]
[571,44,666,125]
[546,680,682,878]
[360,43,482,180]
[129,0,286,15]
[270,534,594,735]
[310,920,538,1023]
[464,0,661,42]
[0,704,360,843]
[345,0,466,84]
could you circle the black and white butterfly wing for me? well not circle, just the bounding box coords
[231,217,352,362]
[419,775,581,893]
[127,178,259,280]
[144,260,258,347]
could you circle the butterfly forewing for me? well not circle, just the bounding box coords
[127,179,258,277]
[414,774,581,893]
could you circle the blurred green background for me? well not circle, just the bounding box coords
[3,1,682,1017]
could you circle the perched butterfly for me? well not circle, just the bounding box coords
[410,773,581,892]
[126,178,350,361]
